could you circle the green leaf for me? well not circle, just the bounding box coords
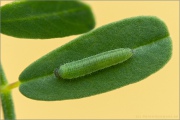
[0,64,16,120]
[0,0,95,39]
[19,16,172,101]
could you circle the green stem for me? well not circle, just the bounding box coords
[0,81,21,94]
[0,64,16,120]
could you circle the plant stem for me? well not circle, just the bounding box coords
[0,81,21,93]
[0,64,16,120]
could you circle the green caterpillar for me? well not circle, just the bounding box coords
[54,48,133,79]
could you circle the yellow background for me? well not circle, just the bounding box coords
[0,1,179,119]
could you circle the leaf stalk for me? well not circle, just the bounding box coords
[0,81,21,93]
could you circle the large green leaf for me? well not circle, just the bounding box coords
[0,0,95,39]
[0,64,16,120]
[19,16,172,101]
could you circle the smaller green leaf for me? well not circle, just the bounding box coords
[0,0,95,39]
[0,64,16,120]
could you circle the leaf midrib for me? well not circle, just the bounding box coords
[1,7,87,23]
[19,36,170,83]
[133,35,169,49]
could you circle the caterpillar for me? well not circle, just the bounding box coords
[54,48,133,79]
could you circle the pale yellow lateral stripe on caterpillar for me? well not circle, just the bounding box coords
[55,48,133,79]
